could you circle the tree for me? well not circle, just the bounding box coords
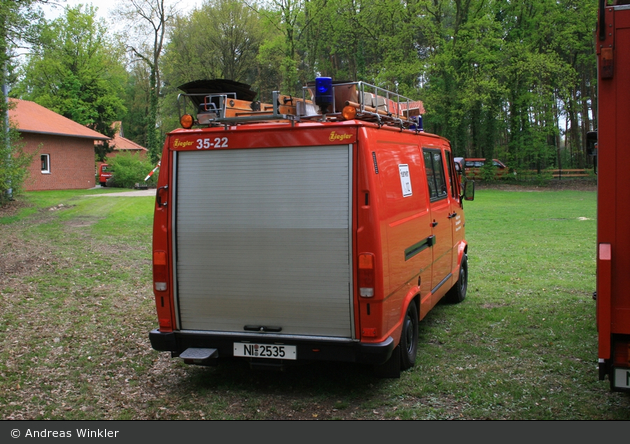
[155,0,599,172]
[249,0,330,94]
[13,5,127,161]
[115,0,175,163]
[163,0,265,86]
[1,0,48,203]
[121,64,152,149]
[414,0,596,171]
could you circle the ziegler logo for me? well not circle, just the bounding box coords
[173,139,194,148]
[329,131,353,142]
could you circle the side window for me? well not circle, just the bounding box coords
[423,149,448,201]
[41,154,50,174]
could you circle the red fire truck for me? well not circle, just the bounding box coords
[97,163,112,187]
[148,78,474,377]
[595,1,630,391]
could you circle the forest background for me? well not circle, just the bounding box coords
[2,0,598,178]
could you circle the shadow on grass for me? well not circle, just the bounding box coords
[178,358,379,396]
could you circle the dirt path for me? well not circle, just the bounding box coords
[89,189,156,197]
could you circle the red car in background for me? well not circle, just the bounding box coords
[463,158,509,179]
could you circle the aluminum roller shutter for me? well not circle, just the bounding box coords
[175,145,353,338]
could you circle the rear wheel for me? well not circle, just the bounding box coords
[374,300,419,378]
[400,300,418,370]
[445,253,468,304]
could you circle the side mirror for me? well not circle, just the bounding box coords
[463,180,475,201]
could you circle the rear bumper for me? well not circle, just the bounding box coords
[149,329,395,365]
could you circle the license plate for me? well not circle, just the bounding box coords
[233,342,297,360]
[614,368,630,389]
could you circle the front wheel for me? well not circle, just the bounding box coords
[445,253,468,304]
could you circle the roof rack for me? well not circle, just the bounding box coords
[177,80,424,130]
[299,81,423,130]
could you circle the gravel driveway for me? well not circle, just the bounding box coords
[91,189,156,197]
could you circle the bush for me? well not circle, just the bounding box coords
[106,153,159,189]
[0,129,35,206]
[480,162,497,182]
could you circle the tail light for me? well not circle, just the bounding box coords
[358,253,375,298]
[153,250,168,292]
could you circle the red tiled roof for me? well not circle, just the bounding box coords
[8,98,110,141]
[109,122,148,152]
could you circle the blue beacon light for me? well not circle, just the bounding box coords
[315,77,334,114]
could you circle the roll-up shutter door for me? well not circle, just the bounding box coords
[175,145,353,338]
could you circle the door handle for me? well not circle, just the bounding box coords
[431,221,438,228]
[156,185,169,207]
[448,212,458,219]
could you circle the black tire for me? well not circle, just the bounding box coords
[400,300,419,370]
[445,253,468,304]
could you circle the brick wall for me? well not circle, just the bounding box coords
[21,133,96,191]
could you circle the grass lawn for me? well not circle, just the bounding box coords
[0,186,628,420]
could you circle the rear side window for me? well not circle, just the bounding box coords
[423,149,447,201]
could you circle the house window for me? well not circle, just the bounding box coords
[41,154,50,174]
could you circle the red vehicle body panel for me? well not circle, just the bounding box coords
[150,119,468,374]
[596,3,630,391]
[97,163,112,186]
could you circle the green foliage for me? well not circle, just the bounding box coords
[7,1,598,173]
[120,68,150,150]
[106,153,158,189]
[160,0,269,133]
[163,0,264,86]
[152,0,598,170]
[480,161,498,182]
[0,126,35,206]
[0,1,44,65]
[115,0,175,163]
[12,5,127,152]
[1,1,46,206]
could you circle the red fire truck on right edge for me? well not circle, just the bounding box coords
[594,0,630,391]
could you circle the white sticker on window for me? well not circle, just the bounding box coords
[399,164,412,197]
